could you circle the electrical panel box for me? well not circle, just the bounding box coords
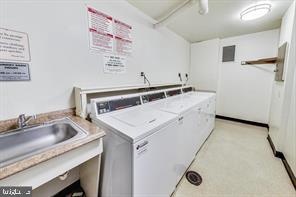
[275,42,287,81]
[222,45,236,62]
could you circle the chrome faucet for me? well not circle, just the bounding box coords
[17,114,37,129]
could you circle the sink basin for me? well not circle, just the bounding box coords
[0,118,88,168]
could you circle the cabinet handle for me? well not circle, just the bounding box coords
[179,116,184,121]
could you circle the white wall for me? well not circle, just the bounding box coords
[190,39,220,91]
[216,30,279,123]
[282,67,296,174]
[0,0,190,121]
[269,1,295,150]
[189,30,279,123]
[275,1,296,174]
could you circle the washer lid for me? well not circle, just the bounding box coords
[95,106,178,143]
[183,91,215,99]
[112,108,161,127]
[156,96,205,114]
[159,100,189,114]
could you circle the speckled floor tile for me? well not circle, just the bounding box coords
[173,119,296,197]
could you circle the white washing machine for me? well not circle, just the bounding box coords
[182,87,216,145]
[90,94,179,197]
[141,88,207,182]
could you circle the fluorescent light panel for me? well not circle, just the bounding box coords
[240,3,271,21]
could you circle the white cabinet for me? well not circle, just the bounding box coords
[0,138,103,197]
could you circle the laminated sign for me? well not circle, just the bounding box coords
[0,62,30,81]
[103,55,126,74]
[87,6,132,56]
[0,28,31,62]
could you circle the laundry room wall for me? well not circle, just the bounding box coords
[268,0,296,151]
[281,22,296,176]
[216,29,279,124]
[268,0,296,176]
[190,38,220,92]
[0,0,190,121]
[190,30,279,124]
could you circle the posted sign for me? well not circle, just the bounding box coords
[0,62,31,81]
[0,28,31,62]
[87,6,132,56]
[103,55,126,74]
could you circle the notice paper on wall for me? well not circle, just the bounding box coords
[114,19,132,56]
[87,7,113,54]
[87,6,132,56]
[103,54,126,74]
[0,62,30,81]
[0,28,31,62]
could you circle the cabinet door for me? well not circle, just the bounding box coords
[133,121,179,197]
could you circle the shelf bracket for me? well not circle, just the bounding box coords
[241,57,277,65]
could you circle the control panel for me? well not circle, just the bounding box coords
[166,89,182,97]
[96,96,141,115]
[142,92,166,103]
[182,87,193,93]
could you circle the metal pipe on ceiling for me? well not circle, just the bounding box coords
[154,0,208,29]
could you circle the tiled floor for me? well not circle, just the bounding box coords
[173,119,296,197]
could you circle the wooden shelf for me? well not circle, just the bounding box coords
[241,57,277,65]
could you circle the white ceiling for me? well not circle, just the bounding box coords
[127,0,293,42]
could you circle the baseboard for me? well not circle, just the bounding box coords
[216,115,269,129]
[282,157,296,190]
[267,135,277,155]
[267,134,296,190]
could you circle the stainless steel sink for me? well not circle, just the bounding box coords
[0,118,88,168]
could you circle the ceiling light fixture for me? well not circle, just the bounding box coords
[240,3,271,21]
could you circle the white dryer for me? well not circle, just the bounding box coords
[182,87,216,145]
[141,88,207,181]
[90,94,179,197]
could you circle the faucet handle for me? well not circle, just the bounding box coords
[18,114,26,122]
[17,114,26,128]
[17,114,37,128]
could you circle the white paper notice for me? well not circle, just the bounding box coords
[87,7,113,53]
[114,19,132,56]
[0,28,31,62]
[87,6,132,56]
[114,37,132,56]
[103,54,126,74]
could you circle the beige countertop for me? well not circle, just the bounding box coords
[0,109,105,180]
